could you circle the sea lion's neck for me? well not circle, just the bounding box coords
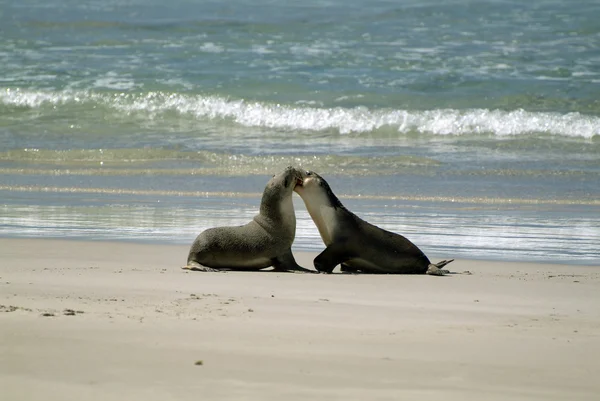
[279,194,296,229]
[259,193,296,231]
[300,192,339,246]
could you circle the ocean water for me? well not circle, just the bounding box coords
[1,0,599,265]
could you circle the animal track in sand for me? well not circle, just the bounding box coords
[168,293,250,320]
[0,304,32,313]
[0,304,86,317]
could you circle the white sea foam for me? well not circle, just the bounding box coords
[251,45,275,55]
[1,89,598,139]
[289,43,334,57]
[1,88,75,107]
[92,72,139,90]
[199,42,224,53]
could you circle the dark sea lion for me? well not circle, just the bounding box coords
[294,170,453,275]
[183,166,312,273]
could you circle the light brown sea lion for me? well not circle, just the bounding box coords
[183,166,312,273]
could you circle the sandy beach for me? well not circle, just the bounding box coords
[1,238,599,400]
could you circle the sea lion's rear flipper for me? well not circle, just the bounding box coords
[426,259,454,276]
[434,259,454,269]
[272,250,316,273]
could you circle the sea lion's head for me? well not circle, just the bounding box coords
[266,166,303,196]
[260,166,304,218]
[294,170,343,209]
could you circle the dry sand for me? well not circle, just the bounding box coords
[1,238,599,400]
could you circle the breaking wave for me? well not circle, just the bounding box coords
[2,88,599,138]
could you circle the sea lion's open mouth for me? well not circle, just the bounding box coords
[294,171,305,188]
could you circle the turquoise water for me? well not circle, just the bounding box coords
[1,0,599,264]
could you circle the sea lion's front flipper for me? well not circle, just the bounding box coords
[313,243,351,274]
[340,263,360,274]
[272,250,315,273]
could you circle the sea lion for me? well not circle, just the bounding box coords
[183,166,312,273]
[294,170,453,275]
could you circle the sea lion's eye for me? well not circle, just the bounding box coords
[306,171,312,176]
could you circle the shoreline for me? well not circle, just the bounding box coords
[2,193,599,266]
[1,233,599,266]
[1,238,599,400]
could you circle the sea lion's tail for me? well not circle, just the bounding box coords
[425,259,454,276]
